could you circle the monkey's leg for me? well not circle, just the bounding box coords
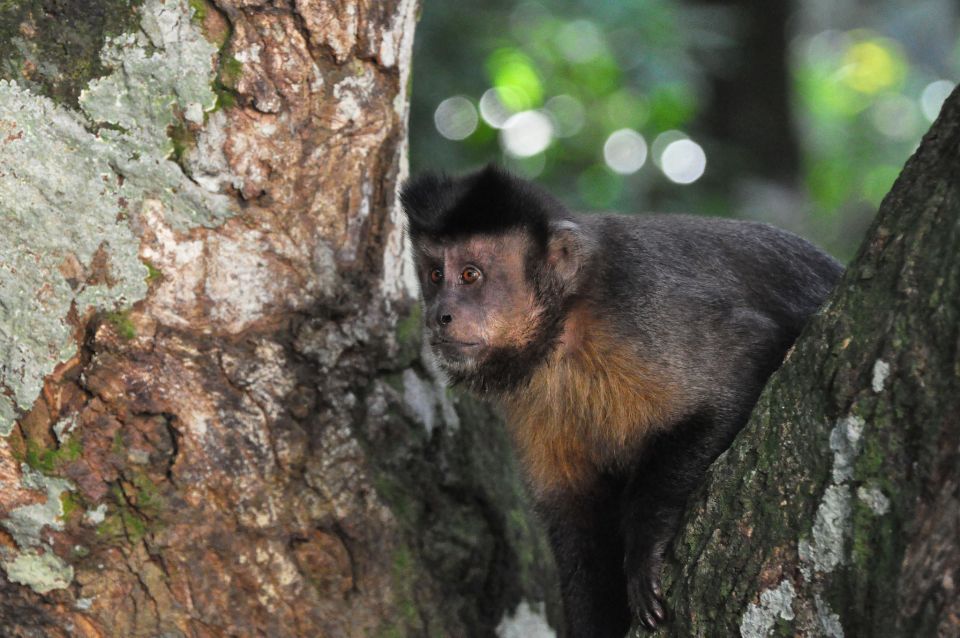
[621,412,742,630]
[539,487,631,638]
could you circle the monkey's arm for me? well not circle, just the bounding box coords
[620,409,746,630]
[538,485,632,638]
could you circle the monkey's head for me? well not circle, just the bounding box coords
[400,166,591,395]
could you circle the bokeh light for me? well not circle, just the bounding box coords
[545,95,586,138]
[410,0,960,261]
[870,94,920,141]
[651,130,688,168]
[603,129,647,175]
[500,110,554,157]
[920,80,956,122]
[556,20,604,63]
[840,36,906,95]
[487,48,543,111]
[509,2,550,42]
[660,139,706,184]
[479,88,516,129]
[434,96,479,141]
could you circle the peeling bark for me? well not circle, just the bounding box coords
[0,1,559,636]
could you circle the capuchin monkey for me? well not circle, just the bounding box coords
[400,165,842,636]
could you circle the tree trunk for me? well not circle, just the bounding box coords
[4,2,957,637]
[691,0,801,186]
[0,1,559,636]
[644,87,960,636]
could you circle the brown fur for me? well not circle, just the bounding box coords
[416,232,544,351]
[503,307,682,498]
[480,234,545,349]
[483,292,543,349]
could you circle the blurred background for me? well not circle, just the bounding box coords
[409,0,959,262]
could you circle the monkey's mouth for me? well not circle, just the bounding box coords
[431,338,482,348]
[430,339,483,358]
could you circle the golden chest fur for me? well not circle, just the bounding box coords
[502,320,681,497]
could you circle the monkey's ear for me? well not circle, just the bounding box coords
[546,219,589,289]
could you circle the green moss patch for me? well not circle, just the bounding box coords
[105,309,137,340]
[24,435,83,473]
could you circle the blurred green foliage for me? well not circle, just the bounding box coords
[793,27,958,252]
[409,0,959,261]
[410,1,709,208]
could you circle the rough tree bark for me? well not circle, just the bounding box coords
[645,87,960,636]
[2,2,957,638]
[0,1,559,637]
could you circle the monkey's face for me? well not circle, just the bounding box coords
[414,232,547,387]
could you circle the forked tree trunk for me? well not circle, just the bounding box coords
[0,1,559,636]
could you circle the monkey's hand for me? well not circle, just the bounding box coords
[625,551,667,631]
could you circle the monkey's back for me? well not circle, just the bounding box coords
[579,212,843,422]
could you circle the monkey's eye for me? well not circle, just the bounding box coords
[429,268,443,284]
[460,267,481,284]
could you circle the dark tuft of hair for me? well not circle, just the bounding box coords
[400,165,567,248]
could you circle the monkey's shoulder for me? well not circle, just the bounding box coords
[578,213,841,315]
[581,212,830,261]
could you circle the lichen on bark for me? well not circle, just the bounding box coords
[0,0,234,436]
[1,0,560,634]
